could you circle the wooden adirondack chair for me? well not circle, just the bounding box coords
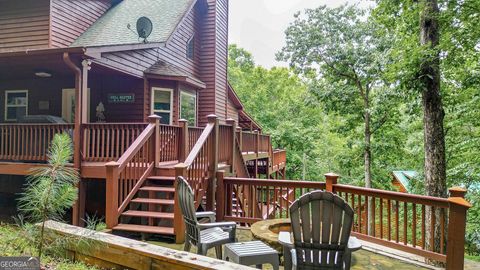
[176,176,237,259]
[279,190,358,270]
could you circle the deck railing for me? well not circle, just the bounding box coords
[216,173,470,269]
[174,115,219,243]
[158,124,181,162]
[187,127,204,152]
[271,149,287,170]
[0,124,73,161]
[218,124,234,164]
[105,117,158,229]
[82,123,147,162]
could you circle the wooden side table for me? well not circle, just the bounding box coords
[224,241,279,270]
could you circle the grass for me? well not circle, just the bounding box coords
[466,254,480,262]
[0,223,99,270]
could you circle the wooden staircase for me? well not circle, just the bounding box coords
[112,163,178,236]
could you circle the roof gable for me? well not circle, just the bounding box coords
[71,0,195,47]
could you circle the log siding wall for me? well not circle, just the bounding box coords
[50,0,112,48]
[0,0,50,52]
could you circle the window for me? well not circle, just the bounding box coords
[180,91,197,126]
[151,88,173,125]
[5,90,28,121]
[186,36,194,60]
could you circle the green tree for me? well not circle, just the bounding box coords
[18,133,79,260]
[228,45,348,180]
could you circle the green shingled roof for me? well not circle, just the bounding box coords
[392,171,418,192]
[71,0,195,47]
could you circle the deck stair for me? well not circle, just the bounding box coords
[113,173,177,236]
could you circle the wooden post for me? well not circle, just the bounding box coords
[226,118,236,174]
[105,161,120,229]
[206,115,219,211]
[148,115,161,167]
[446,187,471,270]
[237,127,243,152]
[178,119,189,162]
[325,172,339,193]
[254,130,259,178]
[174,165,186,244]
[216,171,225,221]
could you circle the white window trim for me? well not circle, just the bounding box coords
[180,90,197,126]
[5,90,28,122]
[151,87,173,125]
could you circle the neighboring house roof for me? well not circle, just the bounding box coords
[72,0,195,47]
[145,60,205,89]
[392,171,418,193]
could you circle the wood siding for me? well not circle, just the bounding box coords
[50,0,112,48]
[0,72,146,123]
[198,0,229,125]
[226,99,239,123]
[0,0,50,52]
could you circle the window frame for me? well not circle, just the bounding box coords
[186,36,195,60]
[151,87,173,125]
[179,90,197,126]
[5,90,28,122]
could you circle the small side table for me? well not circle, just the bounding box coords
[224,241,279,270]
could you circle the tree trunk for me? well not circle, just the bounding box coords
[420,0,447,262]
[363,90,374,235]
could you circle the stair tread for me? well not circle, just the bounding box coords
[131,198,174,205]
[122,210,174,219]
[147,176,175,180]
[113,224,174,235]
[139,186,175,192]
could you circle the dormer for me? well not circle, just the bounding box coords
[0,0,113,52]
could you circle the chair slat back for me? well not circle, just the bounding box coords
[177,176,200,245]
[290,191,354,269]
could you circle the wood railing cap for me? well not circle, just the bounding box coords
[207,114,218,122]
[105,161,120,167]
[449,186,467,197]
[148,115,161,122]
[178,119,188,123]
[226,118,236,124]
[324,172,340,178]
[448,197,472,208]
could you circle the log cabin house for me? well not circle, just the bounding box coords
[0,0,286,238]
[0,1,472,268]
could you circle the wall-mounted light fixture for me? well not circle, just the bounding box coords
[34,71,52,78]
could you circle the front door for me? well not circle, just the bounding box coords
[62,89,90,123]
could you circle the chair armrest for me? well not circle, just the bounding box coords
[278,231,294,249]
[198,221,236,230]
[279,231,294,270]
[196,211,216,222]
[347,236,362,251]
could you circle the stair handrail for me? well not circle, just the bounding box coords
[105,115,160,229]
[173,115,219,243]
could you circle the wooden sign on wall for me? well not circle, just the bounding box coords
[107,93,135,103]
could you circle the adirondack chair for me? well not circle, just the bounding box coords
[279,190,358,270]
[176,176,237,259]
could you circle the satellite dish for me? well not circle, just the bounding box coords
[136,16,153,42]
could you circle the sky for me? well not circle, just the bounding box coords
[229,0,351,68]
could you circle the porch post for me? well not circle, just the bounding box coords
[63,53,82,226]
[446,187,471,270]
[325,172,339,193]
[174,166,187,244]
[254,130,259,178]
[226,118,236,174]
[81,60,91,124]
[237,127,243,152]
[206,115,218,211]
[178,119,189,162]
